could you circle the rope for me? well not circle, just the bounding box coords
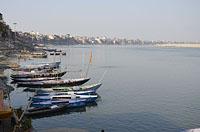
[98,70,108,83]
[18,93,33,122]
[13,92,34,132]
[85,50,92,77]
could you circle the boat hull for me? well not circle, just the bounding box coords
[31,99,86,108]
[12,77,60,82]
[11,71,66,79]
[17,78,90,88]
[32,94,98,103]
[36,90,96,96]
[12,62,61,72]
[23,83,102,92]
[25,104,68,116]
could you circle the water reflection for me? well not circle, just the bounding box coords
[77,112,182,132]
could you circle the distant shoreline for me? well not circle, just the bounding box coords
[48,43,200,48]
[155,43,200,48]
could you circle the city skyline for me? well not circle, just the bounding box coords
[1,0,200,41]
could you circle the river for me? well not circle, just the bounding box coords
[6,45,200,132]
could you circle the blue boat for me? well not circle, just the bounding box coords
[32,94,98,103]
[68,99,86,108]
[31,98,86,108]
[35,90,96,96]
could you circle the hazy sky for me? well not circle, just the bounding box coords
[1,0,200,41]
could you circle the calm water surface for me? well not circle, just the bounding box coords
[6,45,200,132]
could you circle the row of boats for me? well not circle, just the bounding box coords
[11,62,90,88]
[11,61,102,117]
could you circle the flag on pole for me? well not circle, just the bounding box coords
[89,50,92,64]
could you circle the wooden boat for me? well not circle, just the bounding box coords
[55,52,61,55]
[24,83,102,92]
[40,83,101,92]
[49,49,66,56]
[13,68,54,75]
[56,50,62,52]
[11,71,66,79]
[25,106,86,119]
[32,61,61,69]
[24,104,68,116]
[12,77,60,82]
[50,52,55,55]
[69,83,102,92]
[43,48,57,52]
[12,61,61,72]
[36,89,96,96]
[31,98,87,108]
[17,77,90,88]
[24,68,56,74]
[31,52,47,58]
[62,52,66,55]
[32,94,98,103]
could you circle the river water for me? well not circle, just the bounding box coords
[6,45,200,132]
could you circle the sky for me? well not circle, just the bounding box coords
[1,0,200,41]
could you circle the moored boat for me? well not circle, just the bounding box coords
[62,52,66,55]
[36,89,96,96]
[24,104,68,116]
[23,83,102,92]
[43,48,57,52]
[31,51,47,58]
[17,77,90,88]
[32,94,98,103]
[31,98,87,108]
[12,77,61,82]
[50,52,55,55]
[12,61,61,72]
[11,71,66,79]
[55,52,61,55]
